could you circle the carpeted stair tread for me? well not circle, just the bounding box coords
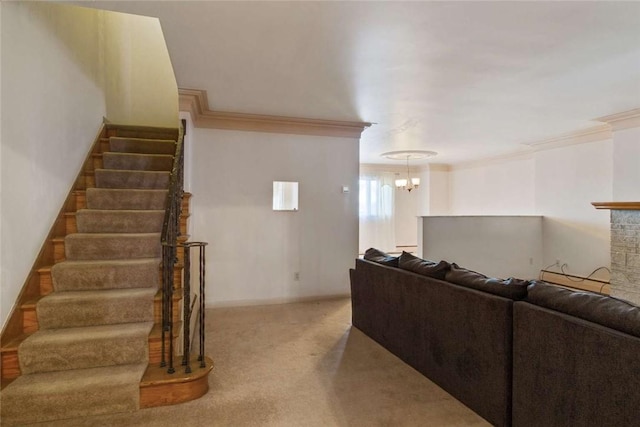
[95,169,170,189]
[103,152,174,171]
[0,362,147,425]
[18,322,152,375]
[76,209,164,233]
[65,233,161,260]
[86,188,167,210]
[109,137,176,155]
[37,288,156,329]
[51,258,160,291]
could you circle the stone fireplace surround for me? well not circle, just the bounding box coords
[593,202,640,305]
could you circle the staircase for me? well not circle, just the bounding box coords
[0,124,213,425]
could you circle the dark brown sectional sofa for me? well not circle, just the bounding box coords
[350,249,640,427]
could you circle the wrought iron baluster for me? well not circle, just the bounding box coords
[182,244,192,373]
[160,123,209,375]
[199,244,206,368]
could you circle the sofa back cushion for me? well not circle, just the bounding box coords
[526,281,640,338]
[445,263,529,300]
[363,248,399,267]
[398,251,450,280]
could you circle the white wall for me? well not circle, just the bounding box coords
[421,216,543,279]
[450,155,536,215]
[0,2,179,328]
[612,127,640,201]
[534,139,613,279]
[1,2,106,326]
[426,166,450,216]
[191,128,359,306]
[447,140,613,280]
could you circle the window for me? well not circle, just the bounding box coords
[359,172,395,253]
[359,177,392,219]
[273,181,299,211]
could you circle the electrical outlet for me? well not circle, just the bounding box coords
[294,272,300,281]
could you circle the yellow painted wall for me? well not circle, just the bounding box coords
[101,11,179,127]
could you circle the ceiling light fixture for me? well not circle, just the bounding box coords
[380,150,437,192]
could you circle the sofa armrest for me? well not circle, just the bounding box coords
[513,301,640,426]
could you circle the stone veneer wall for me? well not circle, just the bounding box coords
[610,209,640,305]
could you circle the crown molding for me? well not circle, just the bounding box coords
[451,124,614,170]
[178,88,371,139]
[522,124,612,151]
[595,108,640,131]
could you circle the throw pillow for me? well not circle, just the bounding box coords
[398,251,450,280]
[526,281,640,338]
[363,248,399,267]
[445,263,529,300]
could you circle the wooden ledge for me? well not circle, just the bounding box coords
[179,88,371,139]
[140,355,213,408]
[592,202,640,210]
[539,270,610,295]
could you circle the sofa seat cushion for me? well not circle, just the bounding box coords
[527,281,640,338]
[363,248,399,267]
[398,251,450,280]
[445,263,529,300]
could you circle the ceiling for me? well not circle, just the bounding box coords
[77,1,640,165]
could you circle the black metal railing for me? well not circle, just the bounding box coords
[160,120,208,374]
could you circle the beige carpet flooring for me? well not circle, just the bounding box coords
[39,298,490,427]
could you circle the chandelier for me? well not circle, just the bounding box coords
[380,150,438,192]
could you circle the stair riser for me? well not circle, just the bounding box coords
[92,153,103,170]
[19,334,149,375]
[1,352,20,380]
[22,296,182,334]
[107,127,178,141]
[76,211,165,234]
[67,213,186,235]
[103,153,174,171]
[37,295,155,330]
[95,170,170,190]
[56,239,183,264]
[73,191,86,210]
[77,173,96,190]
[64,214,77,234]
[84,189,168,211]
[22,309,38,334]
[2,330,178,380]
[37,268,53,295]
[100,138,110,153]
[154,296,182,325]
[78,190,190,213]
[53,239,65,263]
[51,260,159,292]
[110,138,176,155]
[41,263,183,294]
[65,235,161,261]
[0,363,147,425]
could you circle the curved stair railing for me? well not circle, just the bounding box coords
[161,120,208,374]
